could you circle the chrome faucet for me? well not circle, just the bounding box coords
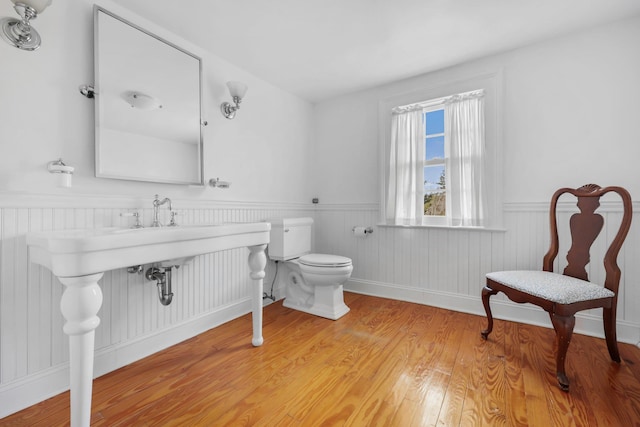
[151,194,172,227]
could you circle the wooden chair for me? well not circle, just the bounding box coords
[480,184,632,391]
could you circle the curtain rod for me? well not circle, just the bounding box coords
[392,89,485,114]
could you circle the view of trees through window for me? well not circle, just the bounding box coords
[424,109,445,216]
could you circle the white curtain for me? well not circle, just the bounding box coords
[445,91,487,227]
[386,108,424,225]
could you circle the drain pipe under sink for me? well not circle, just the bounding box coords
[146,266,175,305]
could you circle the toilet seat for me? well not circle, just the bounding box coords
[298,253,352,267]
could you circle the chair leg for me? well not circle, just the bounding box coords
[480,286,498,339]
[603,306,621,363]
[550,313,575,391]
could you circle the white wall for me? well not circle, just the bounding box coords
[311,15,640,348]
[0,0,313,203]
[311,14,640,204]
[0,0,315,418]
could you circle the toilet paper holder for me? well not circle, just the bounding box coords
[352,226,374,235]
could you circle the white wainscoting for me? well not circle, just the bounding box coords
[2,195,639,418]
[314,201,640,346]
[0,193,312,418]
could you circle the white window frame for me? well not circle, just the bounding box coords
[378,71,503,229]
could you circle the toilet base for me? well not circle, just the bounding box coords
[283,284,350,320]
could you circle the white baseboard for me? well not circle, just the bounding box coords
[345,278,640,345]
[0,299,252,420]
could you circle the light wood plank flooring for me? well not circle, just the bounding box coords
[3,293,640,426]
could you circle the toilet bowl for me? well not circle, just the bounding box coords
[267,218,352,320]
[285,253,352,319]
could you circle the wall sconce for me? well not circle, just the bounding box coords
[48,158,74,188]
[220,81,248,119]
[0,0,52,51]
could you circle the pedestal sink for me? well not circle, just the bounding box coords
[27,222,270,427]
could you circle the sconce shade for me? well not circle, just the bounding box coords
[11,0,52,13]
[226,81,248,99]
[221,80,248,119]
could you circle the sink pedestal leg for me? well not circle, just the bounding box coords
[248,244,267,346]
[59,273,104,427]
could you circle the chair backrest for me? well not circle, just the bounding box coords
[542,184,632,295]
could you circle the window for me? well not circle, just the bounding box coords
[384,78,499,228]
[423,108,445,217]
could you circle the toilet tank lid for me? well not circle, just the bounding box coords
[267,217,313,227]
[299,253,352,267]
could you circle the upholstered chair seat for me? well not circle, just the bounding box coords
[486,271,615,305]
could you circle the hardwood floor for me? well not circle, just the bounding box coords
[3,293,640,426]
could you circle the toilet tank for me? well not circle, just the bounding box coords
[267,217,313,261]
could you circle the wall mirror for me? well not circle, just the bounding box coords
[94,7,203,185]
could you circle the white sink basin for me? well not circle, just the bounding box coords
[26,221,271,427]
[27,222,271,277]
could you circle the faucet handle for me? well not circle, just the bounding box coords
[168,211,179,227]
[121,211,144,228]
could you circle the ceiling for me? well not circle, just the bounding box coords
[111,0,640,103]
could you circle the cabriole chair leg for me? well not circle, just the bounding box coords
[551,313,575,391]
[603,306,621,362]
[481,286,498,340]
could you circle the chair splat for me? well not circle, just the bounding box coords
[564,195,603,281]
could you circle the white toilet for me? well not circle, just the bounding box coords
[268,217,352,320]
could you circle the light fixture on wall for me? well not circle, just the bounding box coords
[0,0,52,51]
[220,81,248,119]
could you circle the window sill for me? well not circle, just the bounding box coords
[377,223,506,232]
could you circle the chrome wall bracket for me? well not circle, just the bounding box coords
[79,84,95,98]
